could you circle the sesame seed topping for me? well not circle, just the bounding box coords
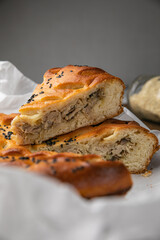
[35,159,41,164]
[2,131,13,140]
[27,94,38,104]
[45,139,52,146]
[50,166,56,175]
[65,158,71,162]
[72,166,84,173]
[19,157,29,160]
[52,158,57,163]
[0,128,5,131]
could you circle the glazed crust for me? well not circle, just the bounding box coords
[0,149,132,198]
[29,160,132,198]
[19,65,124,111]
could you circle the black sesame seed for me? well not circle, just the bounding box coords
[72,166,84,173]
[40,87,43,89]
[2,156,9,159]
[27,94,36,104]
[49,84,52,88]
[74,65,88,67]
[52,158,57,163]
[2,131,13,140]
[60,144,63,148]
[46,139,53,146]
[56,75,61,78]
[0,128,5,131]
[50,166,56,175]
[65,158,71,162]
[27,94,38,103]
[31,157,35,162]
[19,157,29,160]
[39,91,44,94]
[0,156,9,159]
[67,138,73,142]
[35,159,41,164]
[70,70,73,72]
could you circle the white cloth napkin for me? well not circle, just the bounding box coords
[0,61,160,240]
[0,61,36,114]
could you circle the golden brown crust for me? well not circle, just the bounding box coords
[19,65,124,111]
[0,149,132,198]
[29,160,132,198]
[37,119,158,148]
[0,113,19,125]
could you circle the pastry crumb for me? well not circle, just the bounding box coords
[141,170,152,177]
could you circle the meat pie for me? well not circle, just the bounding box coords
[11,65,124,145]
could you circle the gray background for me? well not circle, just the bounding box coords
[0,0,160,85]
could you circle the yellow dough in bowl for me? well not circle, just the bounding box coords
[130,76,160,122]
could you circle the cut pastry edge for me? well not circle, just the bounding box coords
[32,121,159,174]
[11,80,124,145]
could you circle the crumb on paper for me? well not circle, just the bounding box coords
[141,170,152,177]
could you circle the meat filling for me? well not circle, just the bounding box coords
[18,88,104,134]
[106,137,135,161]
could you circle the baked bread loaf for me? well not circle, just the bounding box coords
[33,119,159,173]
[0,149,132,198]
[0,114,159,174]
[11,65,124,145]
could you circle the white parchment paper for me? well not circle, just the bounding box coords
[0,61,160,240]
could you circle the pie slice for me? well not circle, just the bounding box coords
[11,65,124,145]
[32,119,159,173]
